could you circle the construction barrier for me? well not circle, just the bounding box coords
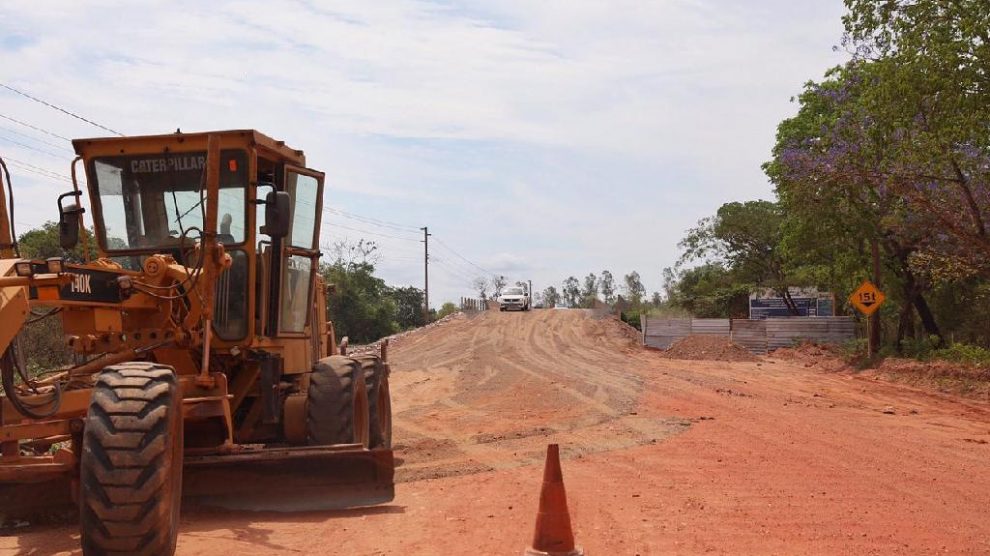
[460,297,486,312]
[641,316,856,354]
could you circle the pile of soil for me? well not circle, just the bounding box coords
[348,312,466,356]
[660,335,758,362]
[771,341,846,371]
[599,315,643,347]
[872,358,990,400]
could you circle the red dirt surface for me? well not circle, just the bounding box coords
[660,334,758,362]
[4,310,990,555]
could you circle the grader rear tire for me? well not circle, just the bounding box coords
[307,356,370,447]
[79,362,183,556]
[353,354,393,449]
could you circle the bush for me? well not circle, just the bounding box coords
[931,343,990,367]
[437,302,459,319]
[620,309,642,330]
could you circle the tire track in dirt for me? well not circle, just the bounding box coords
[388,310,683,483]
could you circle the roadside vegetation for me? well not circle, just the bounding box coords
[14,228,434,372]
[661,1,990,369]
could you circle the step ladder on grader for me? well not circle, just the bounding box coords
[0,130,394,554]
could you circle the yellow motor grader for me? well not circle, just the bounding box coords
[0,130,393,554]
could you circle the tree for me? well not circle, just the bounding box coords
[492,275,507,298]
[322,260,397,343]
[437,302,459,319]
[581,272,598,307]
[664,263,750,318]
[765,63,946,344]
[472,276,489,300]
[840,2,990,278]
[679,200,799,314]
[330,238,380,266]
[387,285,426,330]
[18,221,99,262]
[561,276,581,307]
[623,271,646,305]
[599,270,616,304]
[542,285,560,308]
[650,291,662,307]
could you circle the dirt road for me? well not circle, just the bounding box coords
[5,310,990,554]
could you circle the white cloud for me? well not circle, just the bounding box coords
[0,0,848,305]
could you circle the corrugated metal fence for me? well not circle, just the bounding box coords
[640,318,730,349]
[641,316,856,354]
[730,319,768,354]
[765,317,856,351]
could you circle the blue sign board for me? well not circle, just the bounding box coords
[749,295,834,319]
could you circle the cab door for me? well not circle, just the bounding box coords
[276,166,324,337]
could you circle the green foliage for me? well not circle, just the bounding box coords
[931,344,990,368]
[542,285,560,308]
[437,302,459,319]
[679,200,800,312]
[561,276,580,307]
[18,221,99,262]
[580,272,598,307]
[322,260,398,344]
[622,271,645,305]
[389,285,426,330]
[16,222,88,373]
[599,270,616,304]
[665,263,750,318]
[620,308,643,330]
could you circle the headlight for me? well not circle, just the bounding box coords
[14,260,33,277]
[45,257,64,274]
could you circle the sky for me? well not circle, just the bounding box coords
[0,0,849,307]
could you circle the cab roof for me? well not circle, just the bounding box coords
[71,129,306,166]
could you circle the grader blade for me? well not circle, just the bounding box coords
[182,445,395,512]
[0,476,74,521]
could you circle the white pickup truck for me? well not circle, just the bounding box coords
[498,286,530,311]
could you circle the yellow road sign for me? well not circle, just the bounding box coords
[849,280,885,316]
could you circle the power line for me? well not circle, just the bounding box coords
[0,113,72,142]
[4,157,73,183]
[0,82,123,136]
[431,253,482,281]
[0,124,73,152]
[433,258,478,283]
[323,206,420,233]
[0,134,69,159]
[432,236,491,275]
[322,221,421,242]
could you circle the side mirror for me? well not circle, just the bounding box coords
[260,191,291,238]
[57,191,85,250]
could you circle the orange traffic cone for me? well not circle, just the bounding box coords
[524,444,584,556]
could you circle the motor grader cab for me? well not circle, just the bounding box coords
[0,130,393,554]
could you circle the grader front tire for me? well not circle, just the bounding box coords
[353,354,393,449]
[307,356,370,447]
[79,362,183,556]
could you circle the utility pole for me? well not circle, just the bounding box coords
[869,239,880,358]
[421,226,431,323]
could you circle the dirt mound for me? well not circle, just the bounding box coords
[771,341,846,371]
[598,315,643,348]
[872,358,990,400]
[349,312,466,356]
[660,335,757,362]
